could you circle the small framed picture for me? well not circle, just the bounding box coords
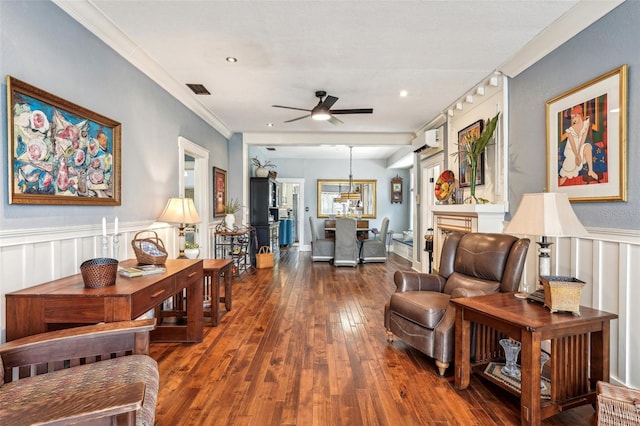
[213,167,227,217]
[391,175,402,204]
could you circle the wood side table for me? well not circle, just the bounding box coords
[452,292,617,425]
[202,259,234,326]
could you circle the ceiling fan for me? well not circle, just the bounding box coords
[272,90,373,125]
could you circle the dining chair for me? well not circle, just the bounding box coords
[309,217,334,262]
[361,217,389,263]
[333,218,359,267]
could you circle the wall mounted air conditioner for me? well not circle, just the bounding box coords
[413,128,441,154]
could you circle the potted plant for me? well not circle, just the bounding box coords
[251,157,277,178]
[452,112,500,203]
[224,198,241,230]
[184,242,200,259]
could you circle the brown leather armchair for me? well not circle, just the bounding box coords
[384,232,530,375]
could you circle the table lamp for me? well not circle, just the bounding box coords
[503,192,587,281]
[157,197,201,258]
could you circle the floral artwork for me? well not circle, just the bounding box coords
[7,76,121,205]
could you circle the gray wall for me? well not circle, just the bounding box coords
[1,0,229,228]
[263,155,410,244]
[509,1,639,229]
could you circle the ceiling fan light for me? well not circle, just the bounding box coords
[312,111,331,121]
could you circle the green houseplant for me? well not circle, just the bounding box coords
[184,242,200,259]
[223,198,241,229]
[453,112,500,203]
[224,198,241,214]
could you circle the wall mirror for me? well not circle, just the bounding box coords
[317,179,377,218]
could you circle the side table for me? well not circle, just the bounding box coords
[452,292,617,425]
[203,259,234,326]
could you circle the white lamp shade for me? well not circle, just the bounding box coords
[504,192,587,237]
[157,197,201,225]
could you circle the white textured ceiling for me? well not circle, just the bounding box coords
[54,0,622,163]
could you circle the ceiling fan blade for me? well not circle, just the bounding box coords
[330,108,373,115]
[321,95,339,110]
[328,116,343,125]
[273,105,311,112]
[284,114,311,123]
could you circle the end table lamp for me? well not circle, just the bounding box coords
[503,192,587,284]
[157,197,201,258]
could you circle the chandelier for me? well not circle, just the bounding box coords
[334,146,361,202]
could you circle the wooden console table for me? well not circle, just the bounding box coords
[5,259,203,343]
[452,292,617,425]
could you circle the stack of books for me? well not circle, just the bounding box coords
[118,265,166,278]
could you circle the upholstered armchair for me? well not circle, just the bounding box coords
[0,319,158,425]
[309,216,334,262]
[384,232,530,375]
[361,217,389,263]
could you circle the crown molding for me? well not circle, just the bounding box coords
[498,0,625,77]
[52,0,233,139]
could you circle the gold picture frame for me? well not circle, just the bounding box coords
[545,65,627,202]
[7,76,121,205]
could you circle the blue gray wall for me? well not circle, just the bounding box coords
[509,1,639,229]
[0,0,229,228]
[266,156,411,244]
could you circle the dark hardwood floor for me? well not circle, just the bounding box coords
[150,248,595,425]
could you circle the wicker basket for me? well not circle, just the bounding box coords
[539,275,585,315]
[597,381,640,425]
[131,230,168,265]
[80,258,118,288]
[256,246,274,269]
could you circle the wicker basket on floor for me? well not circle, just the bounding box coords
[596,381,640,425]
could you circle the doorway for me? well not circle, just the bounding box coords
[178,137,210,258]
[277,178,305,249]
[420,153,444,273]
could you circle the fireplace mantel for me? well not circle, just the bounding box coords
[430,203,507,270]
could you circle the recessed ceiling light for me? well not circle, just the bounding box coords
[266,123,274,127]
[400,90,408,97]
[226,57,238,63]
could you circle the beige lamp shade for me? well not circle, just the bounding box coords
[157,197,201,225]
[504,192,587,237]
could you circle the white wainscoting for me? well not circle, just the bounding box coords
[504,228,640,389]
[0,221,220,342]
[0,224,638,388]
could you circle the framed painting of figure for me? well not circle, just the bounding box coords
[546,65,627,202]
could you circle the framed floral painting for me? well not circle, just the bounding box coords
[7,76,121,205]
[546,65,627,202]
